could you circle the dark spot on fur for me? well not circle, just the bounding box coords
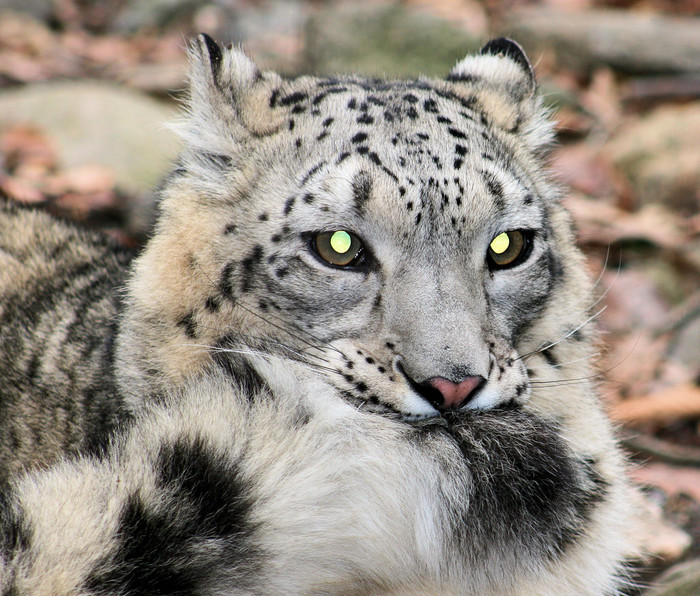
[485,176,504,200]
[258,213,269,222]
[84,438,260,594]
[448,127,467,139]
[347,98,357,109]
[322,117,334,127]
[205,296,221,312]
[455,144,467,156]
[240,245,264,293]
[177,312,197,339]
[414,408,610,561]
[541,348,558,367]
[357,113,374,125]
[224,224,237,235]
[437,115,452,124]
[406,107,418,120]
[316,131,329,141]
[283,197,296,216]
[336,151,351,164]
[302,193,315,204]
[446,72,478,84]
[352,171,372,210]
[279,91,307,106]
[423,98,438,112]
[351,132,368,144]
[219,262,237,300]
[300,162,325,186]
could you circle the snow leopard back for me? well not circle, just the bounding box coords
[0,37,643,595]
[0,198,133,482]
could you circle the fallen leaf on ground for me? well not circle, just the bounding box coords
[611,383,700,425]
[633,463,700,503]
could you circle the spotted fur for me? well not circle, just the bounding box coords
[0,37,642,594]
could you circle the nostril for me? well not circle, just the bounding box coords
[397,362,485,411]
[427,376,485,410]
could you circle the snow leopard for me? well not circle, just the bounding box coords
[0,35,642,594]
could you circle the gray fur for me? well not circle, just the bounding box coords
[0,37,643,594]
[0,198,133,481]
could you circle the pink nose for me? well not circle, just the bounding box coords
[427,376,485,409]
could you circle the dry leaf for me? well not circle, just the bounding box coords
[632,462,700,503]
[611,383,700,424]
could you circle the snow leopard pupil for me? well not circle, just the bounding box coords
[314,231,364,267]
[488,230,526,268]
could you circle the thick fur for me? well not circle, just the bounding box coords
[0,37,642,594]
[0,199,133,482]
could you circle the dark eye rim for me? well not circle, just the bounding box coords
[486,229,534,271]
[305,230,372,271]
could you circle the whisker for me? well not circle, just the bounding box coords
[517,305,607,362]
[181,340,342,377]
[183,251,342,356]
[549,353,596,369]
[234,300,345,357]
[584,249,621,313]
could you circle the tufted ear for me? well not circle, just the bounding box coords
[447,38,552,152]
[449,38,535,101]
[185,35,287,141]
[173,35,287,192]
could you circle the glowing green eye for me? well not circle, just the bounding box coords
[490,232,510,255]
[488,230,528,268]
[314,230,364,267]
[330,231,352,254]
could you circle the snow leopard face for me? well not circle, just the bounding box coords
[118,37,589,420]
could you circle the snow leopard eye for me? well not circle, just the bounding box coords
[313,231,366,267]
[487,230,531,269]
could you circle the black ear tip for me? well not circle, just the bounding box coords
[198,33,223,78]
[480,38,532,75]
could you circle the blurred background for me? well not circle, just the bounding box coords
[1,0,699,592]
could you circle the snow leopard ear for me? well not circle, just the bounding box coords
[448,38,552,151]
[186,34,285,140]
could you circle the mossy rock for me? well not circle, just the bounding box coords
[0,81,179,195]
[304,1,481,78]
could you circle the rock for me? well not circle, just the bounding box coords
[604,103,700,212]
[0,81,180,195]
[113,0,203,33]
[304,1,483,77]
[645,558,700,596]
[503,8,700,75]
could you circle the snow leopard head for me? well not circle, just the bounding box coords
[117,35,593,419]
